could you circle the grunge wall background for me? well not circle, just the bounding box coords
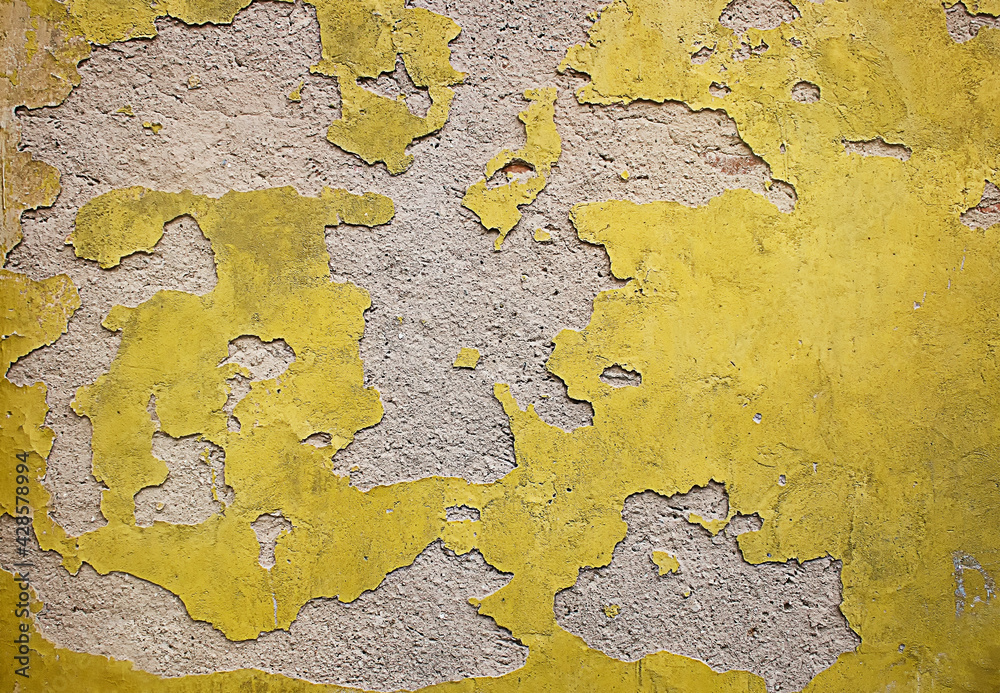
[2,0,999,691]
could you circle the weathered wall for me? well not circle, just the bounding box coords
[1,0,999,691]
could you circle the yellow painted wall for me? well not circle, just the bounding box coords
[2,0,999,690]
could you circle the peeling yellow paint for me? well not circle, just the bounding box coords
[53,186,489,640]
[286,79,304,102]
[0,126,61,260]
[65,0,264,44]
[115,103,133,116]
[1,270,82,566]
[463,88,561,249]
[602,603,622,619]
[687,513,730,536]
[533,227,551,242]
[69,187,196,268]
[328,70,454,175]
[142,120,162,134]
[0,0,89,261]
[3,0,1000,691]
[61,0,463,173]
[546,0,1000,688]
[652,550,680,576]
[453,347,480,369]
[441,518,478,556]
[0,560,770,692]
[308,0,464,174]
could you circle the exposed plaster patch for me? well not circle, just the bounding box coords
[719,0,802,33]
[960,180,1000,229]
[732,39,770,61]
[556,100,795,211]
[765,178,797,213]
[446,505,481,521]
[728,512,764,535]
[599,364,641,387]
[555,486,859,692]
[790,80,820,103]
[843,137,912,161]
[944,1,1000,42]
[251,512,293,569]
[0,524,527,689]
[219,337,296,381]
[6,214,218,536]
[356,57,434,119]
[691,45,716,64]
[709,82,732,98]
[134,433,233,527]
[301,431,332,447]
[462,87,562,249]
[218,336,296,431]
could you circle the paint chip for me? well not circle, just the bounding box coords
[652,550,681,575]
[454,347,481,369]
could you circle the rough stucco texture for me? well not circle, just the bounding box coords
[2,0,1000,691]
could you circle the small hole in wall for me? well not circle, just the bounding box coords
[487,159,535,188]
[355,57,432,118]
[791,81,820,103]
[600,365,642,388]
[691,45,715,64]
[778,474,786,486]
[218,336,295,434]
[842,137,912,161]
[302,432,332,448]
[753,412,762,424]
[709,82,731,98]
[446,505,481,522]
[251,512,293,570]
